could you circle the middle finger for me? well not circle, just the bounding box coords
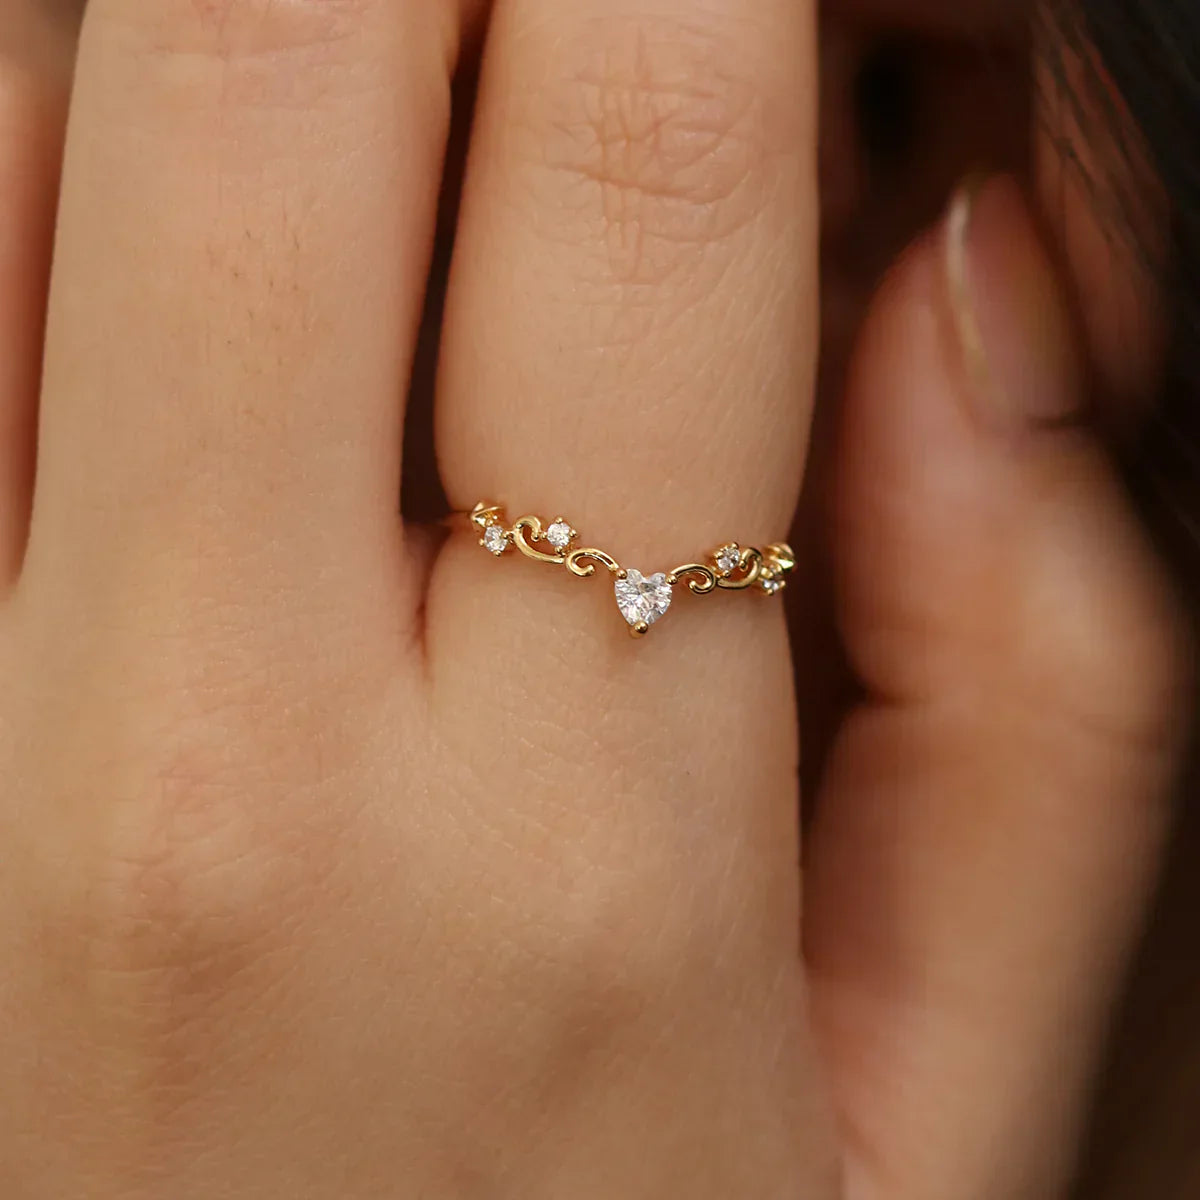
[28,0,459,617]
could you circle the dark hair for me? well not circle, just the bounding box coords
[1081,1,1199,362]
[1046,1,1200,578]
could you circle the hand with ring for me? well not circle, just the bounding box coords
[0,1,1190,1196]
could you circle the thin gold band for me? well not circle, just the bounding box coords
[468,501,796,639]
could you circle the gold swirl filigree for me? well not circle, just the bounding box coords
[468,500,795,638]
[566,547,622,578]
[511,516,566,564]
[667,564,717,595]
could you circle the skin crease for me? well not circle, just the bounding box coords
[0,2,67,578]
[0,2,1191,1199]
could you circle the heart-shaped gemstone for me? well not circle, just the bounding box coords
[614,569,673,630]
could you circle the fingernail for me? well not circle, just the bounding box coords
[944,174,1084,429]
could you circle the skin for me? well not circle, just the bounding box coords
[0,1,1190,1197]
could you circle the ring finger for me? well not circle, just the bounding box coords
[427,5,824,1170]
[435,0,819,600]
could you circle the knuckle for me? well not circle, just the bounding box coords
[8,622,380,1117]
[43,694,352,1028]
[20,761,304,1158]
[514,15,791,279]
[91,746,297,985]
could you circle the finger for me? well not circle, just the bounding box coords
[806,177,1189,1198]
[0,3,74,584]
[430,0,818,917]
[28,0,459,612]
[426,6,825,1178]
[430,0,817,966]
[436,0,818,574]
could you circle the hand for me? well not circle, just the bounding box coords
[0,2,1188,1197]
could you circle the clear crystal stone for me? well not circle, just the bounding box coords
[760,573,784,595]
[614,569,673,628]
[483,523,509,555]
[715,544,740,575]
[545,520,573,552]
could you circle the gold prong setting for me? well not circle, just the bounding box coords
[481,521,510,556]
[467,501,795,638]
[544,518,577,553]
[714,543,741,577]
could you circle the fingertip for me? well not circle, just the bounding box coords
[945,174,1086,430]
[836,171,1187,734]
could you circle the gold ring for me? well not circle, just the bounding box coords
[468,501,796,639]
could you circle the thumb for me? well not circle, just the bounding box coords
[805,176,1191,1199]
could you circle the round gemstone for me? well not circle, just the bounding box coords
[760,573,785,595]
[715,544,740,575]
[545,520,574,552]
[483,523,509,555]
